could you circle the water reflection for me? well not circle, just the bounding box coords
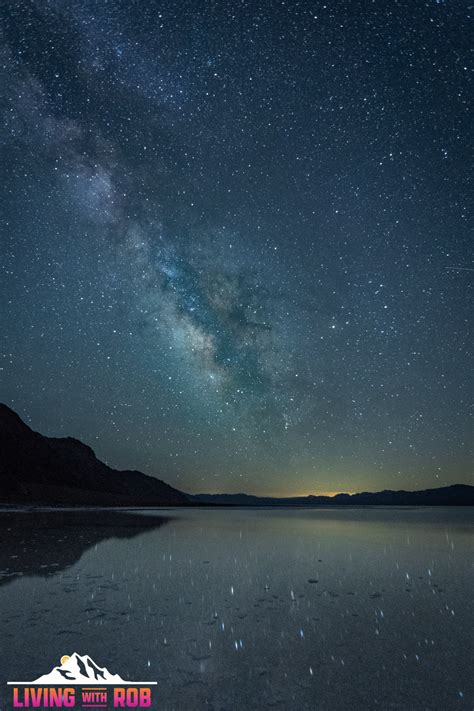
[0,509,172,587]
[0,507,472,710]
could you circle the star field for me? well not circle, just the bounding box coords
[0,0,471,495]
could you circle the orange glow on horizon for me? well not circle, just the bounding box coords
[263,490,353,499]
[191,489,354,499]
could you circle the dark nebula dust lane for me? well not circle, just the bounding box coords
[0,0,471,496]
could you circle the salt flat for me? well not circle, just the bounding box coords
[0,507,472,710]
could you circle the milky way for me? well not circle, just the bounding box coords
[0,0,471,495]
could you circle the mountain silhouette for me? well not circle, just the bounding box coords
[1,404,472,508]
[191,484,474,506]
[0,404,188,506]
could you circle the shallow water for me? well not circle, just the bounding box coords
[0,507,472,710]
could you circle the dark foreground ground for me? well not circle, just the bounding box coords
[0,506,472,710]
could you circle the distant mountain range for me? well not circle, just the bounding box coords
[190,486,474,506]
[1,404,472,506]
[0,404,187,505]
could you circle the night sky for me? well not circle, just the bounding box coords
[1,0,471,496]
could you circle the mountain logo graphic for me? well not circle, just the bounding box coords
[33,653,127,685]
[8,652,157,686]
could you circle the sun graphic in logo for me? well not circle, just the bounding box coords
[60,655,70,665]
